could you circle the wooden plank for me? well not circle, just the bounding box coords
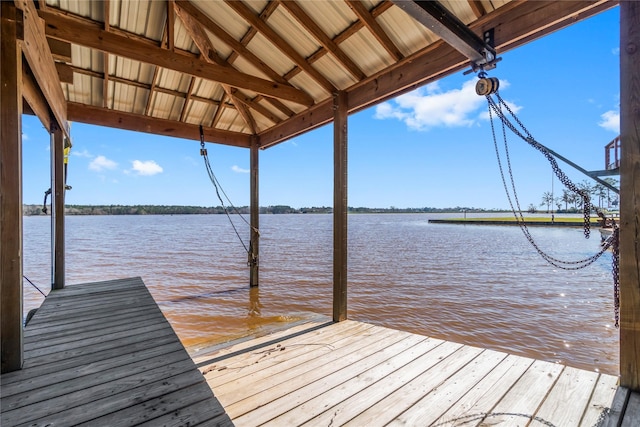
[209,321,378,393]
[602,386,630,427]
[13,369,208,426]
[2,348,190,414]
[346,0,403,61]
[619,0,640,390]
[191,318,331,364]
[231,334,426,425]
[40,9,314,106]
[220,326,406,411]
[390,349,509,426]
[269,337,446,426]
[430,353,534,426]
[333,90,348,322]
[580,374,619,427]
[1,335,181,387]
[0,0,24,374]
[46,36,71,61]
[478,359,564,425]
[15,0,69,137]
[534,366,600,426]
[622,391,640,427]
[134,397,230,427]
[343,345,484,426]
[54,61,73,83]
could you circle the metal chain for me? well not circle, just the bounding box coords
[486,90,621,326]
[486,95,611,269]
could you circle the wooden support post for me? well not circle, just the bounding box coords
[50,125,65,290]
[1,1,24,373]
[249,136,259,287]
[619,0,640,391]
[333,91,348,322]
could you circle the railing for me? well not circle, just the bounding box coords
[605,135,621,170]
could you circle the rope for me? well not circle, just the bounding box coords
[23,275,46,297]
[199,126,258,258]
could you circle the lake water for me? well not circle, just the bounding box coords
[22,213,619,375]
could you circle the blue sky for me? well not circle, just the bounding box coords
[21,7,620,210]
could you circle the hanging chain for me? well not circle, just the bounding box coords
[483,84,621,326]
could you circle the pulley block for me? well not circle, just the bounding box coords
[476,77,500,96]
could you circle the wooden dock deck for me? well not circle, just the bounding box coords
[192,320,622,427]
[0,277,231,426]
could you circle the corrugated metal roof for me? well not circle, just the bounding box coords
[38,0,614,147]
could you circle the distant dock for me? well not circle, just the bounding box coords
[429,217,603,227]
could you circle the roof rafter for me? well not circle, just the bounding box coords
[224,0,337,94]
[67,102,252,148]
[468,0,486,18]
[40,8,315,106]
[260,0,616,147]
[280,1,366,81]
[345,0,404,61]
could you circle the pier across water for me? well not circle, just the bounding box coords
[3,277,639,426]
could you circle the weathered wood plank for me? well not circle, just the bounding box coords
[269,336,446,426]
[343,345,484,426]
[621,391,640,427]
[232,334,427,425]
[603,386,630,427]
[214,325,402,404]
[430,353,534,425]
[580,374,620,427]
[534,366,600,426]
[1,331,179,385]
[206,321,376,390]
[389,349,509,426]
[479,360,565,425]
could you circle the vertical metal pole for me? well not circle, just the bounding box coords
[619,0,640,390]
[249,135,259,287]
[1,1,24,373]
[51,125,65,290]
[333,91,348,322]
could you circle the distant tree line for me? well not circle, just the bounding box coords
[529,178,619,214]
[23,204,506,216]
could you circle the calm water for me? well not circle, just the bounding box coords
[22,213,619,375]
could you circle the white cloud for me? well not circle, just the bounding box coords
[612,47,620,55]
[73,149,93,158]
[374,79,519,131]
[89,155,118,171]
[599,110,620,133]
[231,165,249,173]
[22,133,29,141]
[131,160,163,176]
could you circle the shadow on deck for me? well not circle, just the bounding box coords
[1,277,231,426]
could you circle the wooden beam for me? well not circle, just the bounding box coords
[23,60,52,132]
[225,0,336,94]
[54,62,73,84]
[173,2,257,133]
[166,0,175,51]
[260,0,615,147]
[50,125,65,290]
[619,0,640,391]
[46,37,71,62]
[280,1,366,81]
[333,91,348,322]
[468,0,486,19]
[102,0,110,109]
[16,0,69,137]
[67,102,252,148]
[346,0,403,61]
[249,136,259,287]
[175,1,291,87]
[1,0,24,374]
[40,9,315,106]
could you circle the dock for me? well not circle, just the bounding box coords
[192,320,623,426]
[3,277,639,426]
[0,277,231,426]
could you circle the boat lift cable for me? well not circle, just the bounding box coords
[478,74,621,326]
[23,275,46,297]
[199,125,257,257]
